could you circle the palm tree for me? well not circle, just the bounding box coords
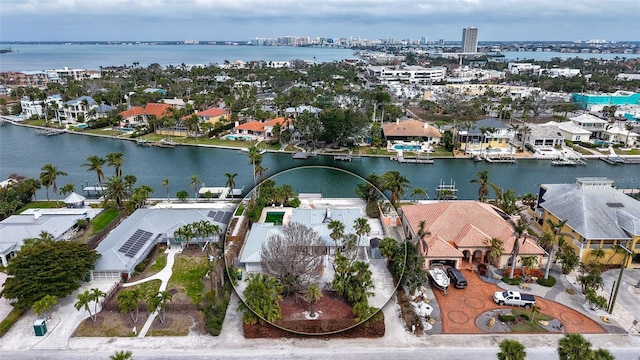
[89,288,106,318]
[161,177,170,201]
[470,170,493,202]
[39,163,67,205]
[148,291,173,323]
[328,220,345,250]
[254,164,268,183]
[485,237,503,267]
[82,155,106,188]
[590,248,606,263]
[381,170,411,205]
[224,172,237,191]
[508,218,529,279]
[117,288,143,324]
[410,187,428,202]
[497,339,526,360]
[74,290,96,322]
[32,294,58,320]
[106,152,125,177]
[544,218,568,279]
[558,333,593,360]
[190,175,202,200]
[605,244,627,265]
[59,183,75,197]
[303,284,323,317]
[247,145,263,185]
[103,175,129,209]
[624,122,635,146]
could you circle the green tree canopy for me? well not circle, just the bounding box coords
[1,238,100,309]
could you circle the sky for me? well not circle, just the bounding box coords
[0,0,639,42]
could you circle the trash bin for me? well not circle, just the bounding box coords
[84,273,92,282]
[237,269,243,280]
[34,319,47,336]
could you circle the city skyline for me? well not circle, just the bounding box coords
[0,0,639,42]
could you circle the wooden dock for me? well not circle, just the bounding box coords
[393,153,434,164]
[485,154,516,163]
[334,154,352,161]
[293,152,308,159]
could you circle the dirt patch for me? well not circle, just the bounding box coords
[73,310,150,337]
[147,310,205,336]
[243,290,385,337]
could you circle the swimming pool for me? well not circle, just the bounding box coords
[225,134,252,141]
[75,123,88,129]
[393,144,423,151]
[265,211,285,225]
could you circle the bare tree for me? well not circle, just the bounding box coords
[261,222,325,295]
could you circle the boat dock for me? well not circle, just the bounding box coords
[485,154,516,163]
[435,179,458,200]
[552,157,586,166]
[392,152,434,164]
[334,151,361,162]
[36,128,66,136]
[600,156,626,165]
[293,152,309,159]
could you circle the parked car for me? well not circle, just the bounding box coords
[446,268,467,289]
[493,290,536,308]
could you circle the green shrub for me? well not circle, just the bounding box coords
[536,276,556,287]
[366,201,380,218]
[134,258,151,273]
[519,313,530,321]
[502,277,522,285]
[0,308,25,337]
[203,283,232,336]
[499,314,516,323]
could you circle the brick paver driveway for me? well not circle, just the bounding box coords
[431,269,606,334]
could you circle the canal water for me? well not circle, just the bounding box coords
[1,123,638,200]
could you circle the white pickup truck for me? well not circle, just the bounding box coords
[493,290,536,308]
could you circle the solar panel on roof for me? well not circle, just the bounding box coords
[221,211,233,224]
[118,229,154,258]
[213,211,225,222]
[207,210,217,219]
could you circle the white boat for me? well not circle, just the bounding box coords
[428,264,450,294]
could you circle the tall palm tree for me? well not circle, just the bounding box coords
[410,187,428,202]
[224,172,237,191]
[590,248,606,263]
[353,217,371,256]
[328,220,345,250]
[497,339,526,360]
[161,177,170,201]
[39,163,67,204]
[89,288,107,319]
[74,290,96,322]
[558,333,593,360]
[381,170,411,205]
[624,122,635,146]
[247,145,262,185]
[470,170,494,203]
[59,183,75,197]
[106,152,125,177]
[508,218,529,279]
[190,175,202,199]
[544,218,568,279]
[148,290,173,323]
[485,237,503,267]
[82,155,106,188]
[103,175,129,209]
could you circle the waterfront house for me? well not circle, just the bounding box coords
[401,201,546,270]
[455,118,514,154]
[523,122,565,149]
[233,117,290,139]
[92,207,232,280]
[569,114,608,140]
[19,96,43,119]
[381,119,442,145]
[196,107,230,125]
[63,96,113,123]
[600,125,639,147]
[0,208,101,267]
[557,121,592,142]
[119,102,173,128]
[239,207,373,273]
[533,177,640,268]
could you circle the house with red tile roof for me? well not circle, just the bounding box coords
[233,117,291,138]
[401,201,546,270]
[119,103,172,127]
[197,107,230,125]
[382,119,442,144]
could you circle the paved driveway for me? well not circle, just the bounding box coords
[431,269,606,334]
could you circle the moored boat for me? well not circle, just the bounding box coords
[428,264,450,294]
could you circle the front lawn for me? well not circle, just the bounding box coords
[17,201,63,212]
[90,208,120,234]
[167,253,208,305]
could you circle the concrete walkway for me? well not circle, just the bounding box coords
[122,246,180,337]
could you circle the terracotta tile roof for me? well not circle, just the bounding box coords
[264,117,290,127]
[119,106,145,118]
[422,235,464,258]
[235,121,265,132]
[198,107,229,117]
[455,224,493,248]
[382,119,442,138]
[502,237,546,256]
[144,103,172,118]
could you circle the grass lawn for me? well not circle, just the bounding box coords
[510,308,554,332]
[167,254,208,305]
[431,146,454,157]
[149,253,168,273]
[17,201,63,212]
[90,208,120,234]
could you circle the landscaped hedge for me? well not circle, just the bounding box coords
[536,276,557,287]
[0,308,26,337]
[499,314,516,323]
[502,277,522,286]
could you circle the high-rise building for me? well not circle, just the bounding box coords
[461,26,478,53]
